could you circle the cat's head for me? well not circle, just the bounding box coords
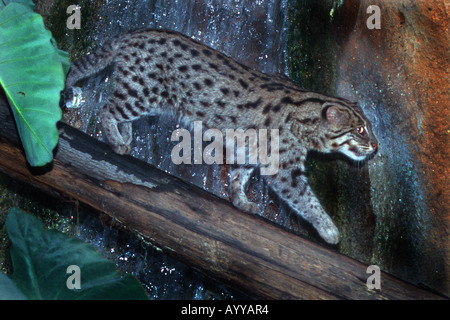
[321,102,378,161]
[289,99,378,161]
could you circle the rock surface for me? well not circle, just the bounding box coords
[334,0,449,295]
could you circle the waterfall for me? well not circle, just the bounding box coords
[66,0,291,219]
[62,0,291,299]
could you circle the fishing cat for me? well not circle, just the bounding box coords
[64,29,378,244]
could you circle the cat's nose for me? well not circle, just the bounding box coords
[371,142,378,150]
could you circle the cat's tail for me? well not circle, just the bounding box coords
[65,34,125,88]
[63,33,125,108]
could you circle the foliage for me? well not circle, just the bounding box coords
[0,208,149,300]
[0,0,68,167]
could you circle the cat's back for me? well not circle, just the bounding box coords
[111,29,303,128]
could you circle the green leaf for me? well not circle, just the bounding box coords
[0,3,67,167]
[0,0,35,10]
[0,273,28,300]
[56,47,71,76]
[2,208,149,300]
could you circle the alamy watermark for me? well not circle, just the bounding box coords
[66,4,381,30]
[170,121,279,175]
[366,265,381,290]
[64,2,381,174]
[366,5,381,30]
[65,263,381,292]
[66,5,81,30]
[66,265,81,290]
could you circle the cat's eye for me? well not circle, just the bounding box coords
[357,127,365,135]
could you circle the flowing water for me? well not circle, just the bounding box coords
[63,0,291,299]
[67,0,289,205]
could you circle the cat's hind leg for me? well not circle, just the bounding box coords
[230,167,259,214]
[100,103,132,155]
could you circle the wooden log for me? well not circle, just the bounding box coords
[0,96,445,299]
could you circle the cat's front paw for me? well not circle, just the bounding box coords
[64,87,83,109]
[112,144,132,155]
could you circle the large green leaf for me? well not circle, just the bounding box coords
[1,208,149,300]
[0,274,28,300]
[0,2,66,167]
[0,0,34,10]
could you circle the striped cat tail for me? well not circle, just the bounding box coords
[65,34,124,89]
[63,34,126,108]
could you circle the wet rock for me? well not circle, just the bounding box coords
[334,0,449,295]
[288,0,448,296]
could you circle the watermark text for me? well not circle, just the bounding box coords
[170,121,279,175]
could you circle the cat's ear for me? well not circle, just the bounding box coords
[323,105,347,125]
